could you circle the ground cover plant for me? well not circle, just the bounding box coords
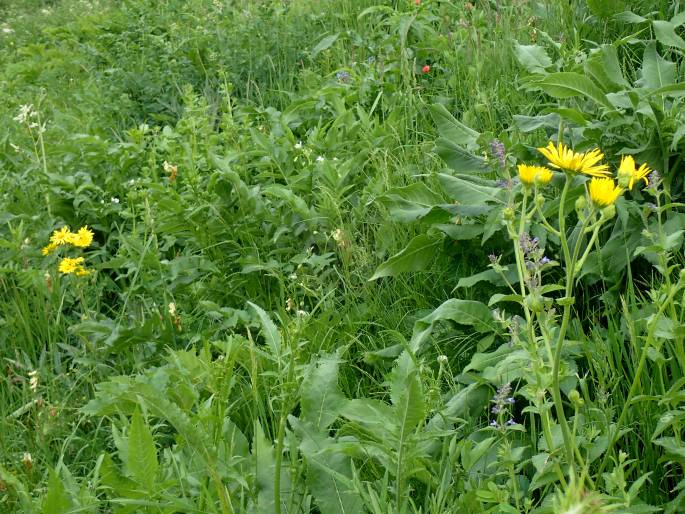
[0,0,684,512]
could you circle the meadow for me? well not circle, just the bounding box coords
[1,0,684,512]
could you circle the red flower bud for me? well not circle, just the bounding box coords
[422,65,430,73]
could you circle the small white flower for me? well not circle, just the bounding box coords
[111,197,119,204]
[294,141,303,150]
[296,310,309,317]
[28,370,39,392]
[9,142,20,152]
[13,104,33,123]
[168,302,177,316]
[2,27,14,34]
[437,355,448,365]
[288,273,297,280]
[316,155,325,162]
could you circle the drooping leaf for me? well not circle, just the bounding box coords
[369,233,443,280]
[311,33,340,58]
[429,104,480,148]
[409,299,496,353]
[376,182,448,223]
[438,174,506,205]
[435,138,490,174]
[535,72,613,109]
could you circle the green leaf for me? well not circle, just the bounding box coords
[127,408,158,490]
[438,173,506,205]
[409,299,496,353]
[513,113,560,132]
[435,138,490,174]
[640,42,677,89]
[429,104,480,147]
[514,42,552,74]
[654,20,685,49]
[301,353,347,431]
[369,233,442,280]
[390,352,426,432]
[340,398,396,436]
[612,11,647,23]
[434,223,485,240]
[42,469,72,514]
[584,45,630,90]
[290,418,362,514]
[587,0,625,18]
[247,302,282,358]
[377,182,448,223]
[311,33,340,58]
[535,72,613,109]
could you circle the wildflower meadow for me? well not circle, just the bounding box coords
[1,0,685,513]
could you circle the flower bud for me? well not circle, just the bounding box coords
[568,389,584,408]
[535,194,545,208]
[600,204,616,220]
[575,195,587,212]
[502,207,515,221]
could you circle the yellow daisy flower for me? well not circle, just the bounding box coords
[58,257,86,274]
[68,226,94,248]
[588,178,622,207]
[42,226,74,255]
[517,164,554,186]
[538,142,609,177]
[617,155,651,190]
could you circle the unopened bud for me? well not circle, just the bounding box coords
[575,195,587,212]
[600,204,616,220]
[568,389,584,408]
[502,207,515,221]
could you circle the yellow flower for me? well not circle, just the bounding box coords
[42,226,73,255]
[538,142,609,177]
[517,164,554,186]
[68,226,94,248]
[588,178,622,207]
[58,256,90,275]
[617,155,651,190]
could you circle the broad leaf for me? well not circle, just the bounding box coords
[640,42,676,90]
[435,138,490,174]
[301,353,347,431]
[369,233,443,280]
[514,43,552,74]
[127,408,158,490]
[429,104,480,148]
[535,72,613,109]
[438,173,506,205]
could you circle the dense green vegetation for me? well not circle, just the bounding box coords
[1,0,685,512]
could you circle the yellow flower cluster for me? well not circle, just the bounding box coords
[58,257,91,276]
[42,226,94,276]
[42,226,94,255]
[525,141,653,208]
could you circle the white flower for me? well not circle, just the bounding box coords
[111,197,119,204]
[13,104,34,123]
[294,141,303,150]
[28,370,39,392]
[316,155,325,162]
[2,27,14,34]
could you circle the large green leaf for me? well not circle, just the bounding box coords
[42,469,72,514]
[301,353,347,431]
[369,233,443,280]
[653,20,685,49]
[377,182,448,223]
[290,418,362,514]
[640,42,677,90]
[435,138,490,174]
[409,299,496,353]
[127,408,158,491]
[535,72,613,109]
[514,42,552,74]
[438,173,506,205]
[390,352,426,432]
[584,45,630,90]
[429,104,480,148]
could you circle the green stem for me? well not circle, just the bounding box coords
[596,280,682,477]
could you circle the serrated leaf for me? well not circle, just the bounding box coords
[514,43,552,74]
[390,352,426,432]
[247,302,282,358]
[654,20,685,49]
[536,72,613,109]
[42,469,72,514]
[127,409,158,491]
[369,233,442,280]
[301,353,347,431]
